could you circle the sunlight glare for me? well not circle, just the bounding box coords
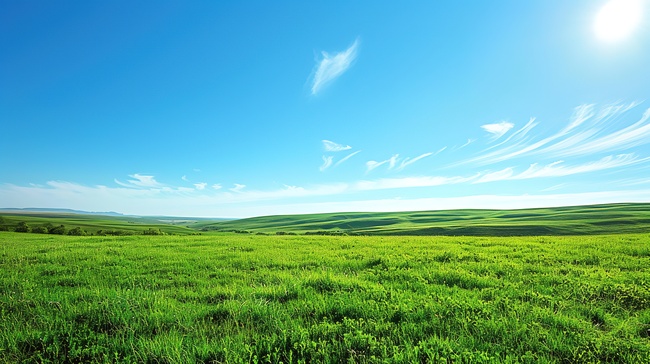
[594,0,643,42]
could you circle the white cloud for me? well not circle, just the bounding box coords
[544,107,650,158]
[320,156,333,171]
[366,160,387,173]
[474,168,515,184]
[514,154,645,179]
[484,118,537,152]
[182,175,189,182]
[311,38,359,95]
[459,139,474,149]
[388,154,399,169]
[467,102,647,165]
[130,174,161,187]
[398,153,433,170]
[335,150,362,167]
[323,140,352,152]
[230,184,246,193]
[194,182,207,190]
[474,153,647,184]
[434,146,447,155]
[115,174,163,188]
[212,184,222,190]
[366,154,400,173]
[481,121,514,140]
[541,183,569,192]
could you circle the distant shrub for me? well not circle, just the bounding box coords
[67,227,86,236]
[143,228,164,235]
[15,221,30,233]
[96,229,134,236]
[200,227,221,232]
[32,226,48,234]
[48,225,66,235]
[304,230,349,236]
[228,230,251,234]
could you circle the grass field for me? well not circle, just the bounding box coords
[3,203,650,237]
[0,212,200,236]
[1,231,649,363]
[194,203,650,236]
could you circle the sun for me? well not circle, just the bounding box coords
[594,0,643,42]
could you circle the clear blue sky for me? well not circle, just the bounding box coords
[2,0,650,217]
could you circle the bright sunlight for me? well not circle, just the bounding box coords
[594,0,643,42]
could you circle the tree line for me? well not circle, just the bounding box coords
[2,219,166,236]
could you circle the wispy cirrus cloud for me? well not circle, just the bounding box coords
[323,140,352,152]
[482,121,514,140]
[541,183,570,192]
[448,140,474,153]
[474,153,646,183]
[541,107,650,158]
[473,168,515,184]
[320,140,360,171]
[115,174,163,188]
[365,160,387,173]
[468,102,648,165]
[311,38,359,95]
[230,184,246,193]
[366,154,399,173]
[335,150,362,167]
[398,152,433,170]
[483,118,537,152]
[320,156,334,171]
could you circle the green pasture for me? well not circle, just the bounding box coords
[3,203,650,236]
[1,232,649,363]
[0,213,197,236]
[195,203,650,235]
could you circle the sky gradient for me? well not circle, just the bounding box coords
[2,0,650,217]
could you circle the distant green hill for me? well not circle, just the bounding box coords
[195,203,650,236]
[0,212,199,235]
[3,203,650,236]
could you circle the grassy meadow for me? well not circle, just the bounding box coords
[195,203,650,236]
[1,231,649,363]
[0,212,201,236]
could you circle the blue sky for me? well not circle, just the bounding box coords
[2,0,650,217]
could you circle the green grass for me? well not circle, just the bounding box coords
[0,213,199,235]
[4,203,650,237]
[1,232,649,363]
[196,203,650,235]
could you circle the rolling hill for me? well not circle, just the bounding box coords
[193,203,650,236]
[2,203,649,236]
